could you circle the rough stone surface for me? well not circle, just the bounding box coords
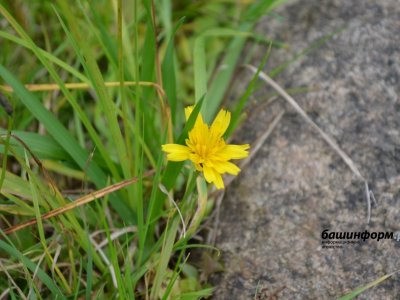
[212,0,400,299]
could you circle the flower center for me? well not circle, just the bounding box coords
[196,144,209,158]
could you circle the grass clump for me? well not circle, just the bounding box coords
[0,0,284,298]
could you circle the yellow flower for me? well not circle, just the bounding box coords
[162,106,250,189]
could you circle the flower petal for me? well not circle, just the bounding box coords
[214,144,250,160]
[184,106,194,120]
[203,165,215,183]
[211,160,240,175]
[185,106,208,147]
[161,144,191,161]
[211,169,224,189]
[210,109,231,138]
[189,122,209,148]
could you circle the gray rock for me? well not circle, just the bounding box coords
[212,0,400,299]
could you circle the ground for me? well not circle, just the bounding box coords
[211,0,400,299]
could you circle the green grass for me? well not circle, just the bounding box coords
[0,0,286,298]
[338,271,398,300]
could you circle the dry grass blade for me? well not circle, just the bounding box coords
[91,226,136,249]
[3,169,155,235]
[0,260,28,300]
[245,64,365,180]
[0,81,165,96]
[159,183,187,238]
[0,287,10,299]
[89,236,118,289]
[245,64,374,223]
[238,110,284,171]
[27,251,47,299]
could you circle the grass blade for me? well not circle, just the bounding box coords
[162,17,186,125]
[338,272,396,300]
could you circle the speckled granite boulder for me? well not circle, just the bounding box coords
[212,0,400,299]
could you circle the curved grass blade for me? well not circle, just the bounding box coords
[162,17,186,125]
[338,272,397,300]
